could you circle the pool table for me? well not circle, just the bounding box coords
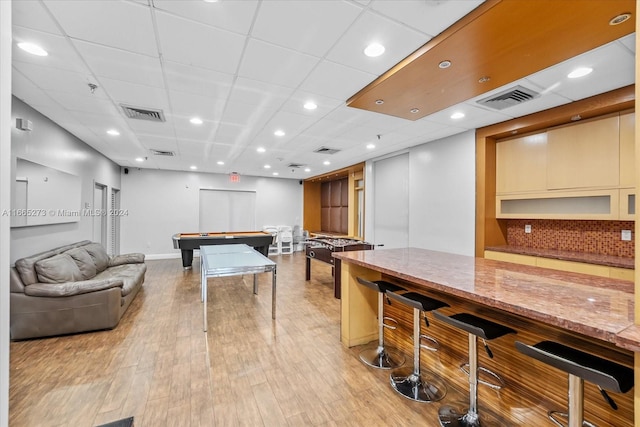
[172,231,274,269]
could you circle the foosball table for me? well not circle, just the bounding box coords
[305,237,374,299]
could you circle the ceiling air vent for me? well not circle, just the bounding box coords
[121,104,166,122]
[150,149,175,156]
[477,85,540,110]
[287,163,306,168]
[313,147,340,155]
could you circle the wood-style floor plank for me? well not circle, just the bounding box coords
[10,251,556,426]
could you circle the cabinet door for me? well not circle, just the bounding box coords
[546,115,619,190]
[619,111,635,188]
[496,133,547,194]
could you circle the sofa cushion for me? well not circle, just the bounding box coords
[95,263,146,297]
[109,253,145,267]
[24,278,124,297]
[83,243,110,273]
[64,247,97,280]
[35,253,84,284]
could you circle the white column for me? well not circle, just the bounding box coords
[0,1,12,425]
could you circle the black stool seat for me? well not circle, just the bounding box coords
[387,291,449,312]
[356,277,406,294]
[516,340,634,427]
[434,312,516,340]
[515,341,633,393]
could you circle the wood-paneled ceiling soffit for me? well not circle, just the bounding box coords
[346,0,635,121]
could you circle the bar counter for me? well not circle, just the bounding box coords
[333,247,635,426]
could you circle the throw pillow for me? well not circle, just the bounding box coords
[64,247,97,280]
[34,253,84,284]
[83,243,110,272]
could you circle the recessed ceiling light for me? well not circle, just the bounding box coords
[272,172,279,176]
[264,164,271,169]
[190,165,197,170]
[107,129,120,136]
[450,112,465,120]
[274,129,285,137]
[478,76,491,83]
[610,13,631,25]
[17,42,48,57]
[203,0,219,3]
[410,108,420,114]
[304,168,311,172]
[217,161,224,165]
[375,99,384,105]
[323,161,330,166]
[438,60,452,69]
[190,117,203,125]
[303,101,317,110]
[364,42,385,57]
[567,67,593,79]
[135,157,144,162]
[256,147,266,153]
[366,143,375,149]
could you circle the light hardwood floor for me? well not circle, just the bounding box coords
[10,252,472,427]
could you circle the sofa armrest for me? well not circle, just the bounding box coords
[24,278,124,297]
[109,253,145,267]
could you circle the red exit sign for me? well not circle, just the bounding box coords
[229,173,240,183]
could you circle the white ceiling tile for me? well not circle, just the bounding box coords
[226,77,294,112]
[370,0,484,37]
[173,121,220,142]
[13,27,88,74]
[155,11,245,74]
[526,41,635,102]
[251,0,363,57]
[426,103,512,129]
[13,62,94,94]
[137,134,179,152]
[618,34,635,53]
[326,10,428,75]
[12,70,61,110]
[163,61,234,99]
[238,39,320,88]
[152,0,259,34]
[98,77,171,112]
[43,0,158,56]
[169,90,226,121]
[45,91,118,117]
[279,90,343,117]
[299,61,376,101]
[12,1,63,35]
[73,40,164,88]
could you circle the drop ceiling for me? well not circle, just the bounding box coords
[11,0,636,180]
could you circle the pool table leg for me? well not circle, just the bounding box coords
[305,257,311,280]
[182,249,193,269]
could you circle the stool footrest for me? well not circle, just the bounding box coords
[460,363,505,390]
[548,411,596,427]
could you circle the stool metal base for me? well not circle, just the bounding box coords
[460,364,505,390]
[548,411,596,427]
[438,403,505,427]
[390,366,446,402]
[359,345,405,370]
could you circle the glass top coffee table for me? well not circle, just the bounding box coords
[200,244,276,331]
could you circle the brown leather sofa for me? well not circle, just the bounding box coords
[10,240,146,340]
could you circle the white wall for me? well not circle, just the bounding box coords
[1,2,11,424]
[365,130,476,256]
[10,97,122,263]
[408,131,476,255]
[120,168,303,256]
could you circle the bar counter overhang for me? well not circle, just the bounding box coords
[333,247,635,426]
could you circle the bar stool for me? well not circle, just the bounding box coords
[433,311,516,426]
[515,340,634,427]
[356,277,406,369]
[386,290,449,402]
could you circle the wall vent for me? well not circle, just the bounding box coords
[150,149,175,156]
[477,85,540,110]
[121,104,166,122]
[313,147,340,155]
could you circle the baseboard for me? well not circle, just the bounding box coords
[144,253,182,261]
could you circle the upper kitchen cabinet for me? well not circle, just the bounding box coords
[619,110,635,188]
[496,133,547,194]
[546,115,620,190]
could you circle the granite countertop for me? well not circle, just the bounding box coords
[333,247,635,346]
[485,245,634,269]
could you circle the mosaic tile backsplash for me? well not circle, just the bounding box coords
[505,220,635,258]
